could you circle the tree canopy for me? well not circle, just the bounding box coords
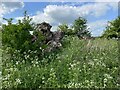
[2,11,46,54]
[102,17,120,39]
[58,17,91,38]
[58,24,75,36]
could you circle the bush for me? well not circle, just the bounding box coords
[2,11,47,62]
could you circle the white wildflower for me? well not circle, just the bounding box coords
[104,78,107,83]
[16,78,21,84]
[35,61,38,64]
[93,59,98,61]
[104,74,113,79]
[16,61,19,65]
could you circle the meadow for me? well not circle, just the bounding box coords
[0,31,2,89]
[2,36,120,88]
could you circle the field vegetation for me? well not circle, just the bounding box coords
[1,11,120,89]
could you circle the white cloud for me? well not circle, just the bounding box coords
[87,20,108,36]
[36,3,111,23]
[1,0,119,2]
[31,2,117,34]
[32,2,118,23]
[32,12,54,24]
[44,5,80,24]
[0,2,24,26]
[94,0,119,2]
[15,16,23,21]
[94,0,118,11]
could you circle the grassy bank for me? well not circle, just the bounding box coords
[2,36,120,88]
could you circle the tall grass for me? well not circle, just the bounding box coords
[0,31,2,89]
[2,36,120,88]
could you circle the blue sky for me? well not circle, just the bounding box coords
[0,1,119,36]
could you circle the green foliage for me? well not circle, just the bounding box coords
[2,11,47,62]
[58,24,75,36]
[0,31,2,89]
[102,17,120,38]
[73,17,91,38]
[1,11,119,89]
[2,11,32,52]
[58,17,91,38]
[2,37,120,88]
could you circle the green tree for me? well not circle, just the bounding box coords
[58,24,75,36]
[2,11,46,54]
[102,17,120,39]
[72,17,91,38]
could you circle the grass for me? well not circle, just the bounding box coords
[0,31,2,89]
[2,36,120,88]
